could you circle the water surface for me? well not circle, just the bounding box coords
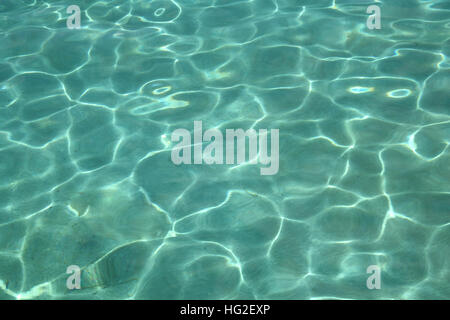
[0,0,449,299]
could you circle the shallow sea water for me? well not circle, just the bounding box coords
[0,0,449,300]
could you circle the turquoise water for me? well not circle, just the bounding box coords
[0,0,449,300]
